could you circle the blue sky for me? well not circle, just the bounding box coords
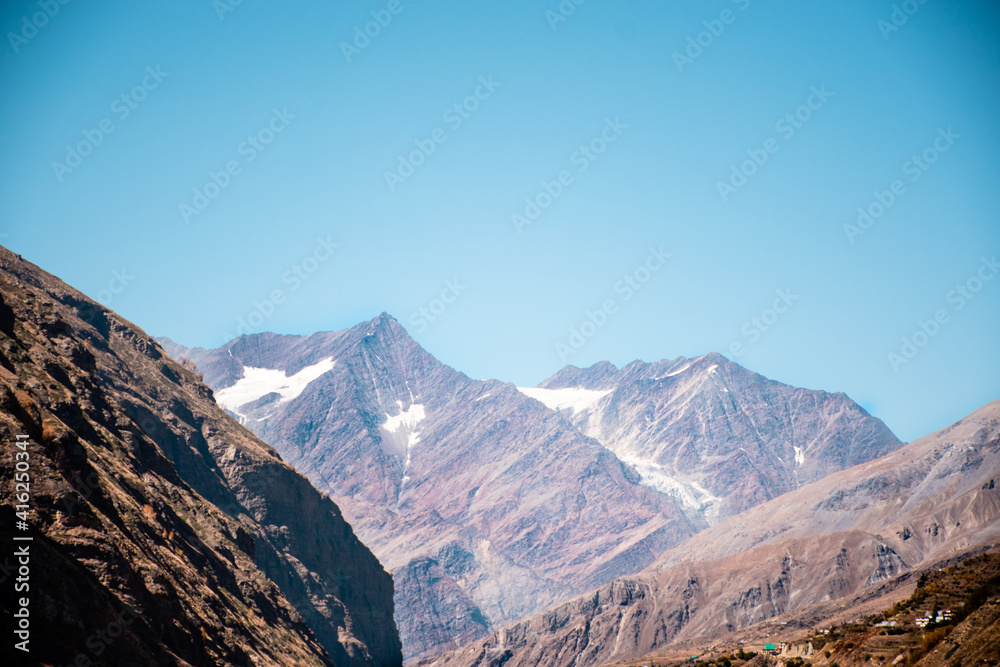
[2,0,997,442]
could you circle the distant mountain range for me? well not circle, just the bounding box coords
[161,313,902,660]
[160,318,696,660]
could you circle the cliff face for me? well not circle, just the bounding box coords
[0,246,402,666]
[419,532,907,667]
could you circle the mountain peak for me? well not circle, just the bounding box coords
[372,310,399,325]
[698,351,728,365]
[365,311,406,337]
[351,312,425,362]
[540,360,619,390]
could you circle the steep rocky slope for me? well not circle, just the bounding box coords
[0,247,401,666]
[162,321,699,660]
[531,355,902,521]
[654,398,1000,570]
[765,550,1000,667]
[621,549,1000,667]
[420,400,1000,667]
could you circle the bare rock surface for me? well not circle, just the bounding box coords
[537,355,903,522]
[420,400,1000,667]
[0,246,401,666]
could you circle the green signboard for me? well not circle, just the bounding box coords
[765,644,776,650]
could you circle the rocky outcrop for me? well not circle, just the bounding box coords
[417,532,904,667]
[0,247,401,666]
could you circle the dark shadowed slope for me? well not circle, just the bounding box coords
[0,246,402,666]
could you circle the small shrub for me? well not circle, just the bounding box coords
[41,421,59,442]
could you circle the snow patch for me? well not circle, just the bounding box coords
[215,357,335,416]
[384,401,427,486]
[384,401,426,446]
[618,454,720,518]
[658,362,692,379]
[794,446,805,466]
[516,386,612,413]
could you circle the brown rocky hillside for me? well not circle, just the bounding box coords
[0,246,402,666]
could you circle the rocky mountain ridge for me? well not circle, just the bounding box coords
[531,355,903,521]
[419,399,1000,667]
[0,246,402,666]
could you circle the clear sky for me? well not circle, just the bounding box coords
[2,0,997,442]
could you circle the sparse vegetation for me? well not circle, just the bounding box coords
[743,550,1000,667]
[178,355,204,381]
[629,649,760,667]
[903,625,953,665]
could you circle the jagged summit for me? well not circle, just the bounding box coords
[541,352,738,391]
[523,349,902,522]
[162,311,414,362]
[160,312,436,401]
[366,310,406,333]
[539,360,620,390]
